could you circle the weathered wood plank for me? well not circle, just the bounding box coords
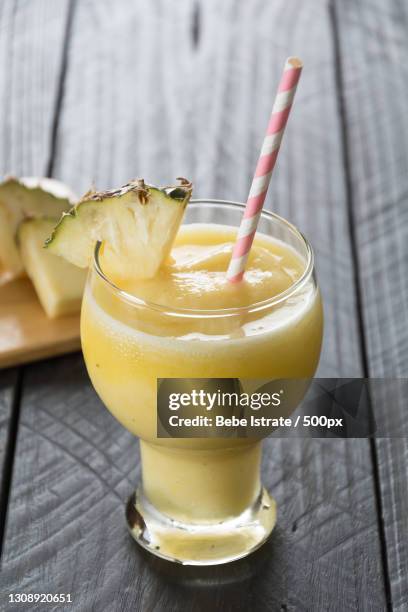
[334,1,408,609]
[0,0,389,610]
[0,0,74,570]
[0,0,72,562]
[195,0,362,378]
[0,368,18,553]
[190,2,385,608]
[0,0,72,178]
[52,0,197,195]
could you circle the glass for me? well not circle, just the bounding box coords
[80,200,323,565]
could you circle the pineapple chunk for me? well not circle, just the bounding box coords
[0,177,76,283]
[0,202,24,282]
[17,218,87,318]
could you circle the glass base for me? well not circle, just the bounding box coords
[126,486,277,566]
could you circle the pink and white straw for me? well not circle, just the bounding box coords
[227,57,303,283]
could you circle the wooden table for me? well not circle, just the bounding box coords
[0,1,407,610]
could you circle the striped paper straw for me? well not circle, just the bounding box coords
[227,57,303,283]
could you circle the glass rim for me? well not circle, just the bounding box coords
[93,199,315,319]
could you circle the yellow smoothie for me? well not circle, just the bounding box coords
[81,223,323,530]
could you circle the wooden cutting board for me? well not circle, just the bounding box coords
[0,278,80,369]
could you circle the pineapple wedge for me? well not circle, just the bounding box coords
[45,178,193,280]
[0,177,76,282]
[17,218,87,318]
[0,203,24,282]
